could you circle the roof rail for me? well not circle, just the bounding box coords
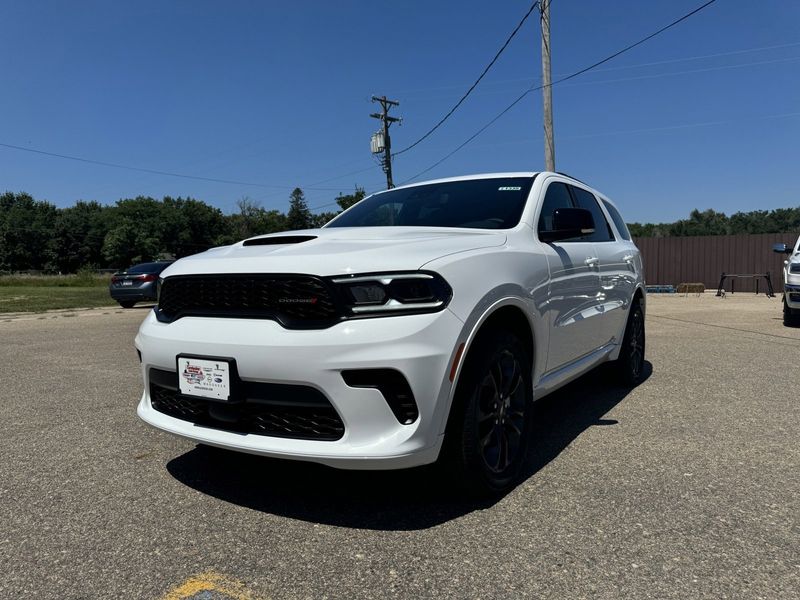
[555,171,588,185]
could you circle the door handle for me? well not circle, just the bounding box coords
[584,257,599,267]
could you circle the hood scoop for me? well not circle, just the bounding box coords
[243,235,317,247]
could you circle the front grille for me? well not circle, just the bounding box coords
[149,369,345,441]
[156,274,340,327]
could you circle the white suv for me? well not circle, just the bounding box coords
[136,172,646,494]
[774,235,800,326]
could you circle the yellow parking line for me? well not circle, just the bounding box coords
[161,570,257,600]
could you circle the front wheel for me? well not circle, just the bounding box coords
[443,329,533,496]
[119,301,136,309]
[612,300,646,386]
[784,298,799,327]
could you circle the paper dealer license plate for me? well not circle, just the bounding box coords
[177,356,231,401]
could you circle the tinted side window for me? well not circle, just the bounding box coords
[570,186,614,242]
[602,199,631,241]
[537,182,574,235]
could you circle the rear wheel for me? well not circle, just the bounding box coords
[119,301,136,309]
[443,329,533,496]
[612,299,646,386]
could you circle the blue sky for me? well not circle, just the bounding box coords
[0,0,798,223]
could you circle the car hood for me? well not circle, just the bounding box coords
[162,227,507,277]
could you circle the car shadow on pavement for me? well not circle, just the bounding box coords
[166,361,652,531]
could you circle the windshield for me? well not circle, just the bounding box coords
[326,176,535,229]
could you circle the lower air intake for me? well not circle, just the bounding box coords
[149,369,344,441]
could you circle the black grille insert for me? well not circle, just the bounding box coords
[149,368,344,441]
[156,274,340,327]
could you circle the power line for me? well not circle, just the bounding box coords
[403,53,800,105]
[558,54,800,88]
[392,0,540,157]
[0,141,344,191]
[391,40,800,98]
[321,84,793,210]
[248,163,383,207]
[578,39,800,75]
[400,0,718,184]
[401,89,534,184]
[549,0,717,87]
[560,111,800,140]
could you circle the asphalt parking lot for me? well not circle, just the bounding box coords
[1,294,798,599]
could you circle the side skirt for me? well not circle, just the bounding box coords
[533,341,617,400]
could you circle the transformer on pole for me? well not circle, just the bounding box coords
[370,96,401,188]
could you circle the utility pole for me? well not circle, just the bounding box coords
[370,96,400,188]
[540,0,555,172]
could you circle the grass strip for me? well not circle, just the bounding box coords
[0,286,121,313]
[0,274,111,288]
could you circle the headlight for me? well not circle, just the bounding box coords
[790,263,800,274]
[331,272,452,316]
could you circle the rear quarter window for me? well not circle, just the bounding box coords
[601,200,632,241]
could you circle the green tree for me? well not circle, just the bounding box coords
[668,209,729,237]
[161,196,229,257]
[224,197,287,243]
[101,196,165,267]
[48,200,110,272]
[286,187,312,230]
[0,192,58,271]
[310,211,338,228]
[102,222,141,267]
[629,206,800,238]
[335,186,366,211]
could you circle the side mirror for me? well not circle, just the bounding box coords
[541,208,595,243]
[773,243,792,254]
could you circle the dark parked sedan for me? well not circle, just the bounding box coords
[109,261,174,308]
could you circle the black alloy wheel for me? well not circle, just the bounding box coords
[475,349,527,474]
[444,329,533,496]
[614,300,646,386]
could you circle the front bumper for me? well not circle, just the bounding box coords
[785,284,800,309]
[135,308,465,469]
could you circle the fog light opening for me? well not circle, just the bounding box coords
[342,369,418,425]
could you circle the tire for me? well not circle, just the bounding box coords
[119,301,136,309]
[612,299,646,386]
[443,329,533,497]
[784,298,800,327]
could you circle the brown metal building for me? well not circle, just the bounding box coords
[633,232,799,293]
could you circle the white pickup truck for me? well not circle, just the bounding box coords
[774,235,800,326]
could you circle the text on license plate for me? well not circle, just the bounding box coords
[177,356,231,400]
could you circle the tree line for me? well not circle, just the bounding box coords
[1,189,798,272]
[0,187,364,272]
[628,207,800,238]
